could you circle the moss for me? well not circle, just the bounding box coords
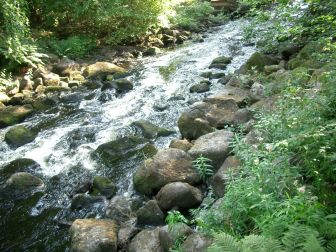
[5,126,37,148]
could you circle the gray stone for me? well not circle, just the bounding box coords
[129,228,164,252]
[181,233,212,252]
[159,223,193,252]
[136,200,165,226]
[5,126,37,148]
[105,196,134,223]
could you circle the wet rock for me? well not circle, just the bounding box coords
[112,79,133,91]
[209,56,232,70]
[3,172,44,193]
[70,219,118,252]
[132,120,175,139]
[105,196,134,223]
[8,93,25,106]
[129,228,164,252]
[71,194,105,210]
[159,223,193,252]
[210,156,241,198]
[156,182,203,211]
[41,72,60,86]
[153,102,169,111]
[210,72,226,79]
[0,105,34,128]
[92,136,157,167]
[91,176,117,199]
[250,82,265,102]
[237,52,278,74]
[83,62,126,78]
[133,148,200,195]
[200,72,212,78]
[0,158,40,182]
[181,233,212,252]
[189,81,210,93]
[68,80,80,88]
[144,47,161,56]
[188,130,234,170]
[227,74,253,88]
[32,96,58,111]
[118,218,140,249]
[136,200,165,226]
[169,139,193,152]
[218,75,233,85]
[0,92,10,104]
[5,126,37,148]
[204,89,249,107]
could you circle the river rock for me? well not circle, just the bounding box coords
[133,148,200,195]
[41,72,60,86]
[0,158,40,183]
[159,223,193,252]
[236,52,278,74]
[136,200,165,226]
[0,105,34,128]
[189,81,210,93]
[250,82,265,102]
[210,156,241,198]
[5,126,37,148]
[0,101,5,110]
[71,194,106,210]
[162,34,176,47]
[156,182,203,211]
[181,233,212,252]
[0,92,10,104]
[118,218,140,249]
[209,56,232,70]
[218,75,232,85]
[102,79,133,92]
[70,219,118,252]
[53,57,78,75]
[91,176,117,199]
[144,47,161,56]
[45,86,71,92]
[227,74,254,88]
[3,172,44,192]
[92,136,157,167]
[83,62,126,78]
[169,139,193,152]
[105,196,134,223]
[32,96,58,111]
[129,228,164,252]
[19,76,33,91]
[188,130,234,170]
[132,120,175,139]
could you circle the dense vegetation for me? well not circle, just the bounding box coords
[180,0,336,251]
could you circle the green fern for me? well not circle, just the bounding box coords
[208,233,241,252]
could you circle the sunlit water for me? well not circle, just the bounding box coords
[0,19,255,251]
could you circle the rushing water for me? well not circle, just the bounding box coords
[0,19,255,251]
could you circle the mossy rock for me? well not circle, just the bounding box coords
[0,158,40,184]
[83,62,126,78]
[189,81,210,93]
[209,56,232,70]
[237,52,278,73]
[91,176,117,199]
[0,105,34,128]
[132,120,175,139]
[92,136,157,167]
[4,172,44,191]
[5,126,37,148]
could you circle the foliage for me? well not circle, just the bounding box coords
[165,210,189,231]
[192,155,214,182]
[41,36,97,59]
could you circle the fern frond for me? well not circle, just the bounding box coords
[208,233,241,252]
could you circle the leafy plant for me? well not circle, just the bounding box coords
[165,210,189,231]
[192,155,214,182]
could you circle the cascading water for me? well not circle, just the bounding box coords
[0,19,255,251]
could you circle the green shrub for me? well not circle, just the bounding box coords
[165,210,189,231]
[192,155,214,182]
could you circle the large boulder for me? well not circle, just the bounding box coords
[237,52,278,74]
[0,92,10,104]
[133,149,200,196]
[83,62,126,78]
[159,223,193,252]
[5,126,37,148]
[71,194,106,210]
[0,105,34,128]
[70,219,118,252]
[118,218,140,249]
[181,233,212,252]
[132,120,175,139]
[136,200,165,226]
[189,81,210,93]
[210,156,241,198]
[128,228,164,252]
[41,72,60,86]
[249,82,265,102]
[92,136,157,167]
[188,130,234,170]
[0,158,40,183]
[105,196,134,223]
[156,182,203,211]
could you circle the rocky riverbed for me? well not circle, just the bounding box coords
[0,15,297,251]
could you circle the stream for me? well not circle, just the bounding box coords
[0,19,255,251]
